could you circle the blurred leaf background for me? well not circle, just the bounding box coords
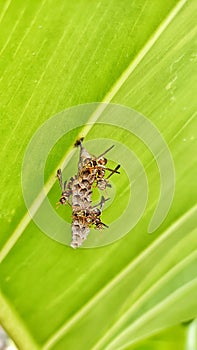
[0,0,197,349]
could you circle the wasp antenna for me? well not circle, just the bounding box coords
[97,145,114,158]
[106,164,121,179]
[101,221,109,228]
[101,196,110,209]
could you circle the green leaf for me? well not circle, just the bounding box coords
[0,0,197,349]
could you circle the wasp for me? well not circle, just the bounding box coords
[57,169,92,208]
[75,138,120,190]
[71,196,109,248]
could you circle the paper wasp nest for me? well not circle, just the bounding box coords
[57,138,120,248]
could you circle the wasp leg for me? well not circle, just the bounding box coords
[63,180,67,191]
[56,199,72,208]
[92,196,110,210]
[57,171,73,207]
[57,169,64,191]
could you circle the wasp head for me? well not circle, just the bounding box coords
[98,157,107,165]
